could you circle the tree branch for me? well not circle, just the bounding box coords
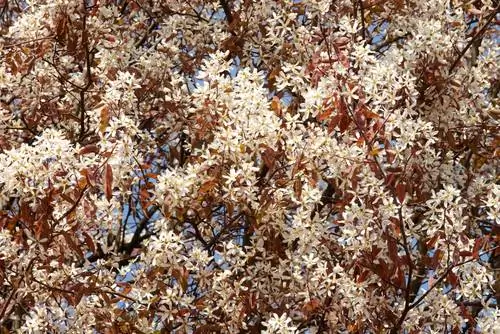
[449,5,499,74]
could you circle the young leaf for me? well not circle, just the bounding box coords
[104,164,113,201]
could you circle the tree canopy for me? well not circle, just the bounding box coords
[0,0,499,333]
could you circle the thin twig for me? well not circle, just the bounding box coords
[449,5,499,74]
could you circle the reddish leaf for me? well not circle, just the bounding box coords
[357,269,370,283]
[99,107,110,133]
[426,233,440,249]
[339,112,351,132]
[387,238,399,263]
[199,179,218,194]
[82,231,96,253]
[396,182,406,203]
[293,179,302,199]
[317,107,333,121]
[62,232,84,259]
[194,325,221,334]
[291,153,304,178]
[120,283,132,295]
[395,266,405,288]
[459,250,472,257]
[262,146,276,170]
[302,298,321,318]
[347,322,359,333]
[173,267,188,291]
[270,96,282,117]
[472,238,483,259]
[80,168,95,187]
[79,144,99,155]
[328,114,340,133]
[431,249,443,269]
[104,164,113,201]
[448,271,459,287]
[195,296,206,310]
[363,107,380,120]
[374,259,389,280]
[55,14,68,42]
[60,193,75,205]
[101,291,111,304]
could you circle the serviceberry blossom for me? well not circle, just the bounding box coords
[0,0,498,332]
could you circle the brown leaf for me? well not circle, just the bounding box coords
[363,107,380,120]
[294,179,302,200]
[448,271,459,287]
[82,231,96,253]
[62,232,84,259]
[99,107,110,133]
[317,107,333,121]
[395,266,405,288]
[104,164,113,201]
[55,14,68,43]
[472,237,483,259]
[77,175,88,189]
[387,238,399,263]
[357,269,370,283]
[173,267,188,292]
[199,179,218,194]
[262,146,276,170]
[270,96,282,117]
[339,112,351,132]
[79,144,99,155]
[193,324,221,334]
[426,233,440,249]
[302,298,321,317]
[396,182,406,203]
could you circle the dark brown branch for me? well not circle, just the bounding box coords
[374,33,410,53]
[219,0,233,23]
[120,205,159,254]
[55,185,88,223]
[0,258,35,324]
[390,246,500,333]
[78,0,93,142]
[358,0,366,41]
[449,5,499,74]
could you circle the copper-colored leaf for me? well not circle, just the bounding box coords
[199,179,218,194]
[77,175,88,189]
[431,249,443,269]
[194,325,221,334]
[426,233,440,249]
[82,231,96,253]
[302,298,321,317]
[294,179,302,200]
[262,146,276,170]
[387,238,399,263]
[173,267,188,292]
[62,232,84,259]
[104,164,113,201]
[347,322,359,333]
[357,269,370,283]
[396,182,406,203]
[99,107,110,133]
[339,112,351,132]
[270,96,282,117]
[317,107,333,121]
[80,145,99,155]
[395,266,405,288]
[472,237,483,259]
[448,271,459,287]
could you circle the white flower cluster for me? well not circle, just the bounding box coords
[0,129,80,200]
[0,0,498,332]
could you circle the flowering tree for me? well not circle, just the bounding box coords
[0,0,499,332]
